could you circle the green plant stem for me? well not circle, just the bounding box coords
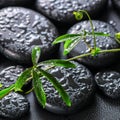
[25,87,34,94]
[1,47,120,100]
[67,53,92,61]
[79,10,96,49]
[83,30,93,51]
[99,48,120,53]
[67,48,120,61]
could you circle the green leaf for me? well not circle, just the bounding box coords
[32,46,41,66]
[115,32,120,44]
[0,83,3,88]
[42,59,76,68]
[91,47,101,56]
[87,32,110,37]
[0,84,14,99]
[64,38,81,55]
[15,68,32,92]
[73,11,83,20]
[53,34,81,45]
[38,68,71,107]
[32,70,46,108]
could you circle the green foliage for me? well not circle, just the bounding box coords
[64,38,81,55]
[0,10,120,109]
[42,59,76,68]
[91,47,101,56]
[53,34,81,45]
[0,84,15,99]
[15,68,32,92]
[32,70,46,108]
[32,46,41,66]
[73,11,83,20]
[0,83,2,88]
[115,32,120,44]
[38,68,71,107]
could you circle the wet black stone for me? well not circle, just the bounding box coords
[0,66,30,119]
[0,0,35,7]
[95,71,120,98]
[0,7,59,64]
[0,65,24,90]
[36,0,107,23]
[0,92,30,119]
[67,20,120,68]
[112,0,120,12]
[37,61,94,114]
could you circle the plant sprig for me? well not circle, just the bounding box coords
[0,46,75,107]
[0,10,120,108]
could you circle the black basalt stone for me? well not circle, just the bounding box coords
[37,61,94,114]
[67,20,120,68]
[36,0,107,23]
[0,65,24,90]
[0,7,59,64]
[95,71,120,99]
[0,92,30,119]
[0,0,35,7]
[0,66,30,119]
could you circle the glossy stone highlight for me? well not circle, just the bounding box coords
[95,71,120,98]
[68,20,120,68]
[0,92,30,119]
[0,7,59,64]
[0,65,24,90]
[38,61,94,114]
[36,0,107,23]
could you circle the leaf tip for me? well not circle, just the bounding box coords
[63,50,69,56]
[67,100,72,107]
[72,64,76,68]
[0,83,3,88]
[52,41,56,45]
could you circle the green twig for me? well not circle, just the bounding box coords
[78,10,96,49]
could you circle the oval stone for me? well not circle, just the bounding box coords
[67,20,120,68]
[36,61,95,114]
[36,0,107,23]
[0,92,30,119]
[95,71,120,98]
[0,7,59,64]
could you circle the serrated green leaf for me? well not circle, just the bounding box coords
[32,46,41,66]
[53,34,81,45]
[15,68,32,92]
[32,70,46,108]
[38,68,71,107]
[42,59,76,68]
[0,84,14,99]
[64,38,81,55]
[73,11,83,20]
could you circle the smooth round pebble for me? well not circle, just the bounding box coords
[95,71,120,98]
[38,61,94,114]
[36,0,107,23]
[0,7,59,64]
[67,20,120,68]
[0,92,30,119]
[0,65,24,90]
